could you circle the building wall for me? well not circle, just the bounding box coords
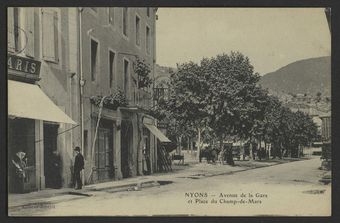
[8,7,81,189]
[8,7,159,189]
[81,7,155,102]
[81,7,158,184]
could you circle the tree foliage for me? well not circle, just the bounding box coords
[152,51,318,159]
[133,57,153,88]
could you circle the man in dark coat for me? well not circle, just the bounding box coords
[73,147,84,190]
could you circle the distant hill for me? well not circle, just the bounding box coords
[259,56,331,97]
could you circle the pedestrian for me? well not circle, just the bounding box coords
[73,146,84,190]
[225,145,235,166]
[10,151,27,193]
[51,150,62,189]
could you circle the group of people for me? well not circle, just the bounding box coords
[11,146,85,192]
[199,145,235,166]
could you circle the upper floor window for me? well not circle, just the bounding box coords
[8,8,24,53]
[41,8,59,63]
[135,16,140,46]
[8,8,35,57]
[123,59,129,96]
[146,26,151,54]
[122,8,128,37]
[109,50,115,88]
[13,8,21,52]
[91,39,98,81]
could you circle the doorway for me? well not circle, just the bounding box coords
[95,126,114,182]
[143,128,151,175]
[43,123,61,188]
[121,120,133,178]
[8,118,36,193]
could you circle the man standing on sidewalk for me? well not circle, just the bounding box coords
[73,147,84,190]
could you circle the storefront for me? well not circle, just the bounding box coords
[84,106,171,184]
[142,116,171,174]
[8,54,76,193]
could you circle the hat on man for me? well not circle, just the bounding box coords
[74,146,81,152]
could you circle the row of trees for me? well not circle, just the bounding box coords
[151,52,318,160]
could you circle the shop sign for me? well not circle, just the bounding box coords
[8,54,41,78]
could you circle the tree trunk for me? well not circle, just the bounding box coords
[249,137,253,160]
[178,136,182,155]
[219,135,224,152]
[196,128,202,160]
[190,138,193,154]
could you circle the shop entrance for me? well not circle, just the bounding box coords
[121,120,133,178]
[143,128,151,175]
[43,123,61,188]
[95,123,114,182]
[8,118,36,193]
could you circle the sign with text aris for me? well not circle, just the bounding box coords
[8,54,41,80]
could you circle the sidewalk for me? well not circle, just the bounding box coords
[8,156,314,209]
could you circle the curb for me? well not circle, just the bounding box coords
[8,180,160,209]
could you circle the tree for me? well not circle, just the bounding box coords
[155,51,318,163]
[172,62,210,158]
[133,57,153,89]
[159,52,269,162]
[253,95,283,158]
[255,94,318,158]
[155,62,209,158]
[201,52,264,153]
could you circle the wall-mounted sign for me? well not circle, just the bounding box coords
[7,54,41,80]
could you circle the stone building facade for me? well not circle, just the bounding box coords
[8,7,169,193]
[80,7,167,184]
[8,7,79,192]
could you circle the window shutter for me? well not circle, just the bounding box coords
[53,11,59,62]
[42,9,56,62]
[25,8,35,57]
[7,8,15,52]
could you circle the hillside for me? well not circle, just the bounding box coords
[259,56,331,97]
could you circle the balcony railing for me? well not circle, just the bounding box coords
[129,88,152,109]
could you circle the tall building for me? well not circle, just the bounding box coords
[80,7,169,184]
[8,7,170,193]
[8,7,79,192]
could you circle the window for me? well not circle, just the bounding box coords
[123,59,129,95]
[41,8,59,62]
[91,39,98,81]
[8,8,15,51]
[122,8,128,37]
[146,26,151,54]
[135,16,140,46]
[108,8,114,25]
[13,8,21,52]
[147,8,150,17]
[109,50,115,88]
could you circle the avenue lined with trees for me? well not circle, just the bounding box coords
[151,51,318,163]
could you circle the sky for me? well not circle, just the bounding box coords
[156,8,331,75]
